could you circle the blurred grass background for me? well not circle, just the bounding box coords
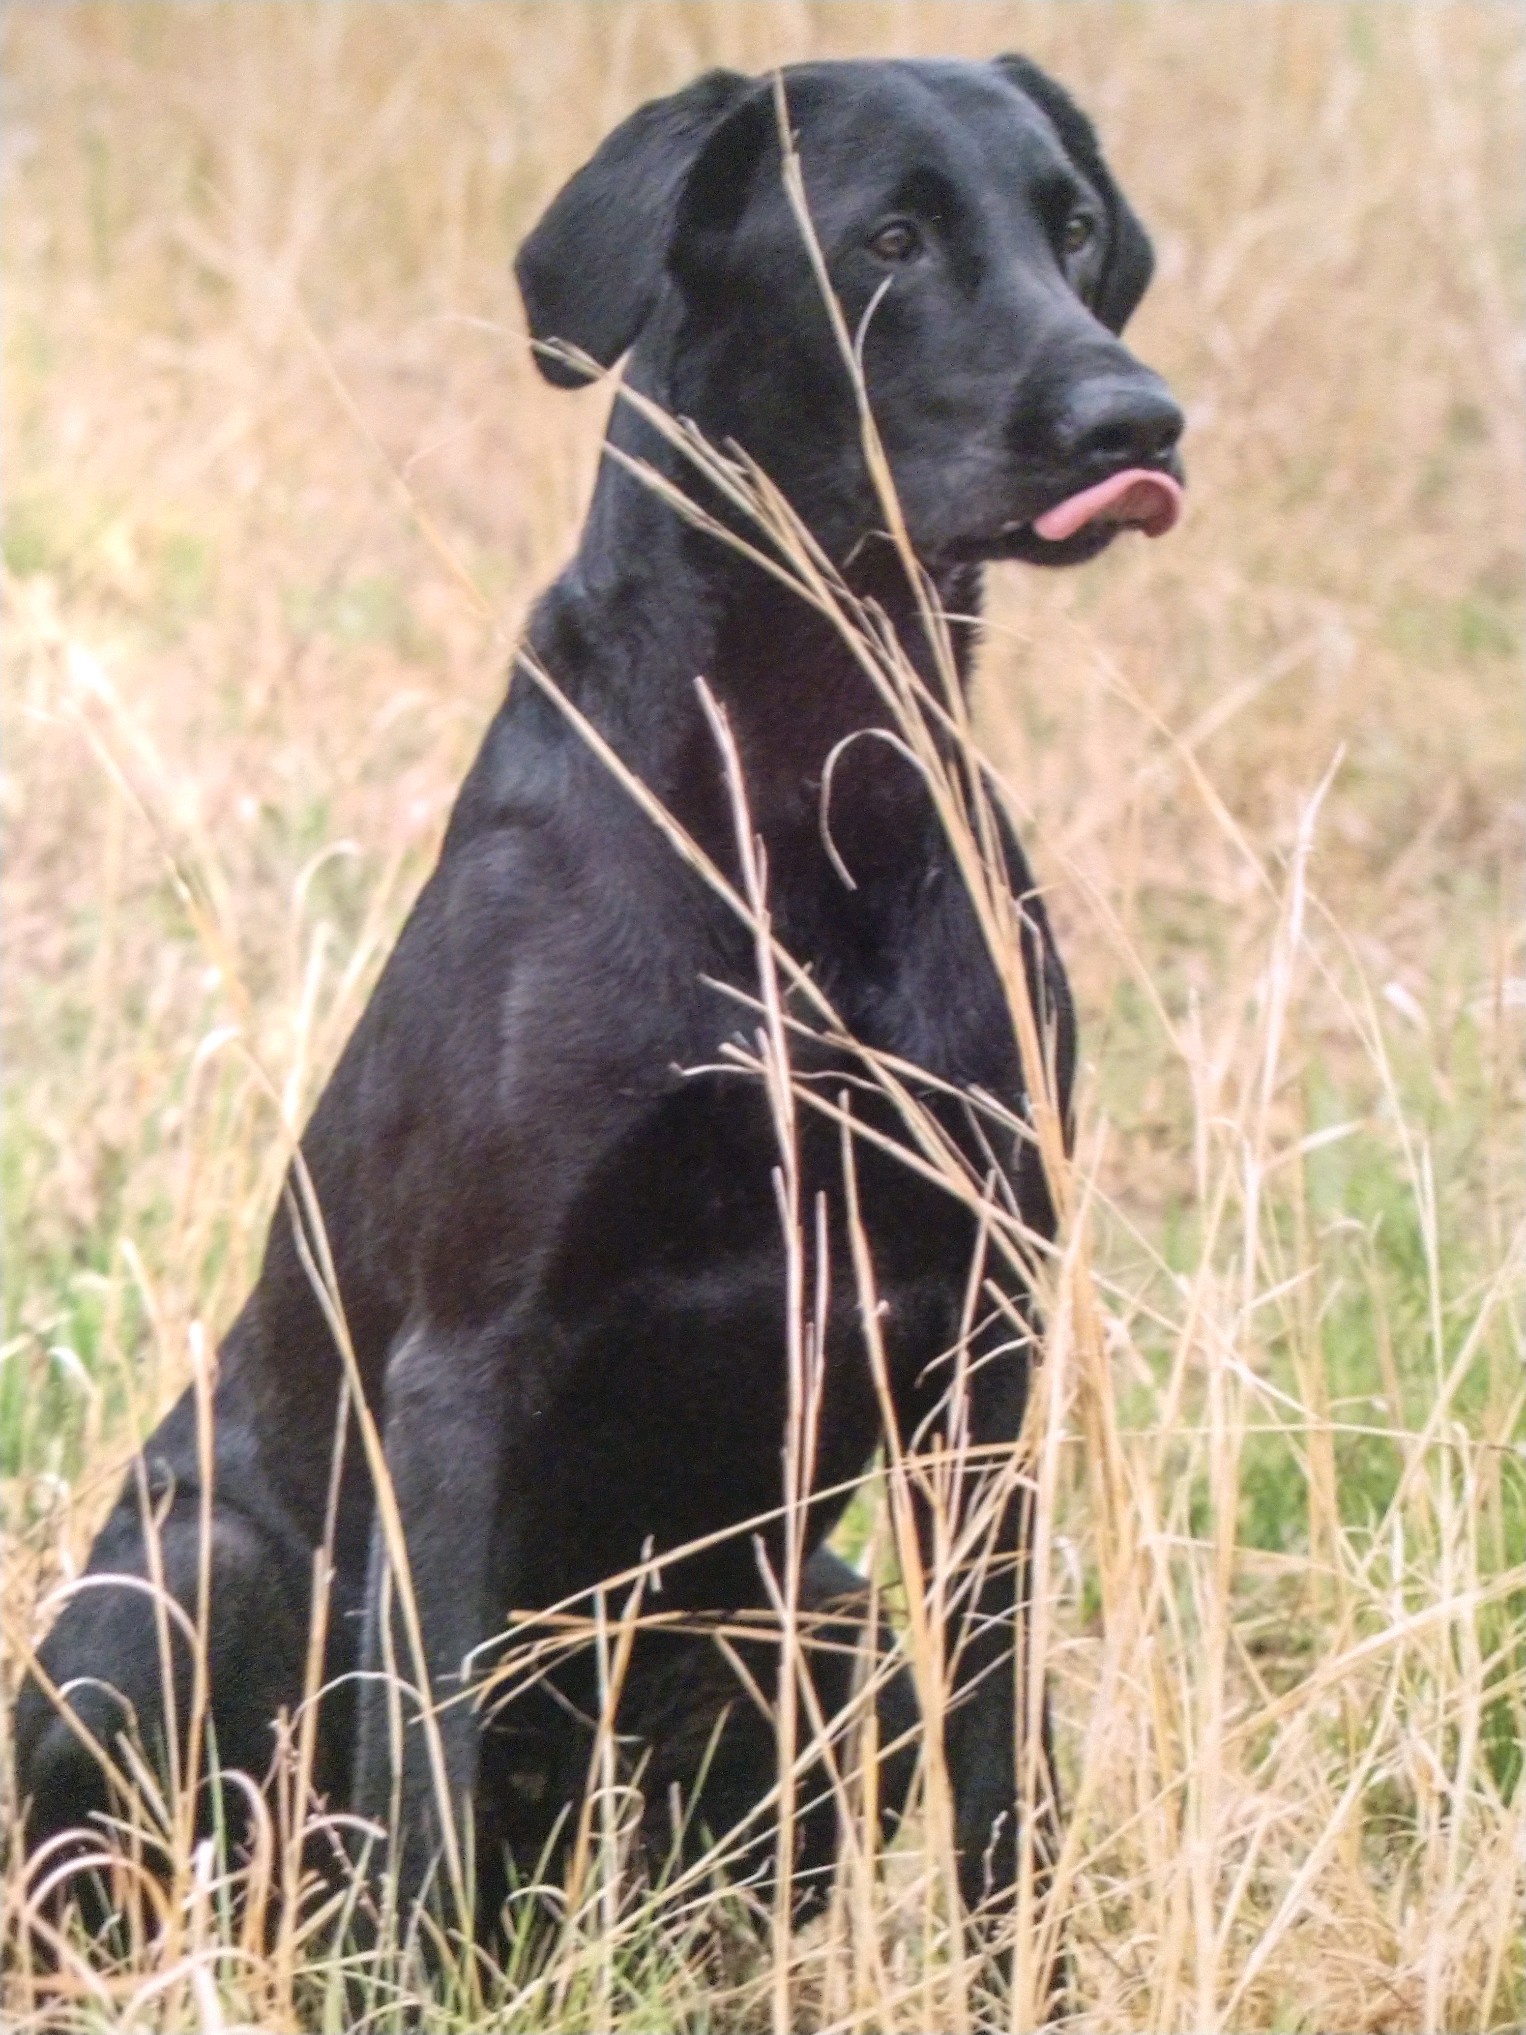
[2,5,1522,2029]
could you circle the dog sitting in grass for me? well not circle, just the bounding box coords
[18,53,1182,1978]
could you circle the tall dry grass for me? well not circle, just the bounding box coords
[2,5,1522,2030]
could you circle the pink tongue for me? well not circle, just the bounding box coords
[1032,467,1183,543]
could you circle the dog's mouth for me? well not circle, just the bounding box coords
[1030,465,1183,543]
[973,458,1185,567]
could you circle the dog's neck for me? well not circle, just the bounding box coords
[527,435,985,915]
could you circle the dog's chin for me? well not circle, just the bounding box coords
[937,520,1122,570]
[989,520,1121,568]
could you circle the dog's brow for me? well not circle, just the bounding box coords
[1031,166,1088,219]
[886,163,964,226]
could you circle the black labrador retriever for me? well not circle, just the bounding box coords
[17,52,1183,1957]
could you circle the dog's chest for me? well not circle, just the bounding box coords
[536,1050,990,1416]
[514,1066,983,1593]
[530,833,1031,1325]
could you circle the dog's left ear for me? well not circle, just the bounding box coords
[515,69,754,387]
[993,55,1154,335]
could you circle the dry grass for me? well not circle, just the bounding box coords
[2,4,1523,2030]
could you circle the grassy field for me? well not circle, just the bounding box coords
[2,4,1523,2029]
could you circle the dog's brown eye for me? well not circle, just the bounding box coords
[1063,213,1095,256]
[868,219,921,263]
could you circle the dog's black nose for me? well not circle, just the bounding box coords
[1051,376,1185,470]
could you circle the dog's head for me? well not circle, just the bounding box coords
[516,57,1184,568]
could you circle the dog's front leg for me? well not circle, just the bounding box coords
[352,1320,511,1927]
[918,1340,1063,1973]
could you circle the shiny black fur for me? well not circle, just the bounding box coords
[17,54,1182,1953]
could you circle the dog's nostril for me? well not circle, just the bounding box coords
[1055,379,1185,469]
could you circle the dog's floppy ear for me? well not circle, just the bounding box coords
[515,68,754,388]
[667,83,779,302]
[994,55,1154,335]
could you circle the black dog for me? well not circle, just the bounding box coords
[17,54,1182,1960]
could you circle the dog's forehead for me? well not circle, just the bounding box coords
[780,58,1076,197]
